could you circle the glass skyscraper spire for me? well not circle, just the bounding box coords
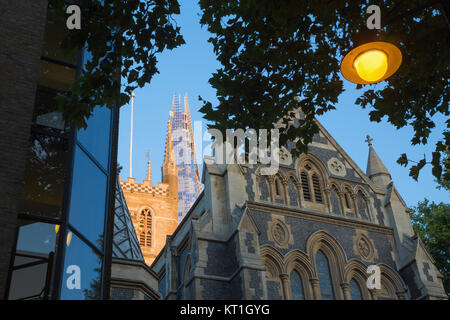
[170,94,201,222]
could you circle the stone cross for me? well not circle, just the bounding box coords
[365,135,373,147]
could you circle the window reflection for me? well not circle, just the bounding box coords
[316,250,335,300]
[68,146,107,250]
[42,11,78,65]
[349,279,363,300]
[18,133,67,218]
[60,231,102,300]
[33,86,68,131]
[77,106,111,169]
[8,221,57,300]
[289,270,305,300]
[38,60,76,92]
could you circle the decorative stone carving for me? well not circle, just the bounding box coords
[357,237,371,259]
[273,223,287,244]
[276,147,293,166]
[327,157,346,177]
[352,230,378,262]
[267,216,293,248]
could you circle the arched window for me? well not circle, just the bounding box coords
[290,269,305,300]
[341,186,356,217]
[357,191,369,220]
[316,250,335,300]
[288,177,299,207]
[349,279,363,300]
[344,190,352,209]
[273,176,285,204]
[300,171,311,201]
[299,161,325,206]
[330,185,341,215]
[275,178,281,196]
[138,208,153,247]
[312,174,322,203]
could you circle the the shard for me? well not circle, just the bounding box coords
[169,94,202,222]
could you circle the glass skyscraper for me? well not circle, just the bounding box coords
[170,94,201,222]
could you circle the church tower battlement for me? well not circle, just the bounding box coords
[119,112,178,266]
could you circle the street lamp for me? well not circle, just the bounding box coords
[340,41,402,84]
[341,1,449,85]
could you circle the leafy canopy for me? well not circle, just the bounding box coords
[198,0,449,182]
[410,197,450,296]
[49,0,184,128]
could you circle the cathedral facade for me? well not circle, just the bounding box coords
[151,110,447,300]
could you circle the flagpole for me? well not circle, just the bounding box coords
[129,92,135,178]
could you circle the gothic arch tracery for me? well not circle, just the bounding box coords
[343,259,371,300]
[306,231,347,299]
[296,155,328,211]
[377,264,408,300]
[272,172,287,204]
[354,186,372,221]
[138,207,153,248]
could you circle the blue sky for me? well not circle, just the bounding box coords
[117,0,448,207]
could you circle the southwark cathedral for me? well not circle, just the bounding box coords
[112,107,447,300]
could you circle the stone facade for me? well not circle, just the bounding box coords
[110,258,160,300]
[0,0,48,298]
[151,109,447,300]
[120,112,178,266]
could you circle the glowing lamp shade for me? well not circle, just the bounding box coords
[353,49,388,82]
[341,41,402,84]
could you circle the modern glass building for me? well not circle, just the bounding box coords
[170,94,201,222]
[3,9,119,300]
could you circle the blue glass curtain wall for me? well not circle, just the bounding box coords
[6,11,119,299]
[58,47,117,300]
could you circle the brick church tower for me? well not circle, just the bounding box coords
[119,112,178,266]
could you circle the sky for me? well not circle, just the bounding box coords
[117,0,448,208]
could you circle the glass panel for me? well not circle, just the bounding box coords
[316,250,335,300]
[16,221,58,254]
[42,11,78,64]
[350,279,363,300]
[77,105,111,169]
[290,270,305,300]
[38,60,76,92]
[33,86,69,131]
[8,221,57,300]
[68,146,107,250]
[60,231,102,300]
[18,133,68,218]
